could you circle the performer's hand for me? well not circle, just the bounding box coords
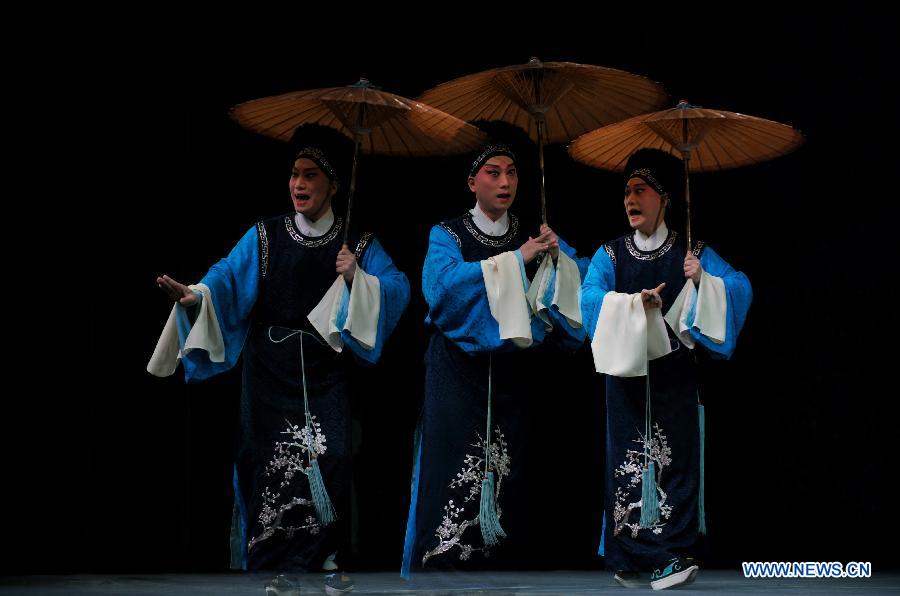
[539,224,560,260]
[157,274,198,307]
[336,245,357,283]
[641,282,666,311]
[684,251,702,285]
[520,228,553,264]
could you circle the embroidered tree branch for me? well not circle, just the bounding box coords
[249,417,328,550]
[423,428,509,565]
[614,423,673,537]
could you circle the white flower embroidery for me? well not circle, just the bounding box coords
[248,417,328,550]
[613,423,674,538]
[422,428,510,565]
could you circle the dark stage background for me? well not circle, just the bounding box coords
[12,10,899,575]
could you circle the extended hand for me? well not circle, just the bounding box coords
[157,274,198,307]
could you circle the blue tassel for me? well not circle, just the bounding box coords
[640,462,659,527]
[307,458,336,525]
[479,470,506,546]
[698,403,707,535]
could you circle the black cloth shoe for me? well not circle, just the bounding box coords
[650,558,700,590]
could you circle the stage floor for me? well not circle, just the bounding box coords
[2,570,895,595]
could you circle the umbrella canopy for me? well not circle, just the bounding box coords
[231,78,487,155]
[569,100,804,172]
[419,58,668,143]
